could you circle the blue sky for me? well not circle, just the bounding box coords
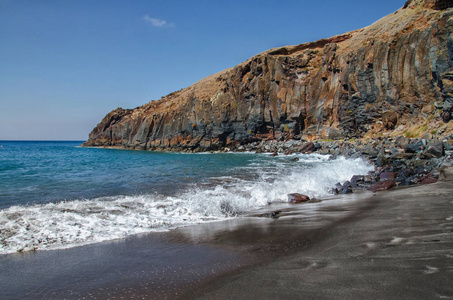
[0,0,403,140]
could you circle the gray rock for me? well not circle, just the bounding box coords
[424,140,444,158]
[395,136,409,148]
[405,141,424,153]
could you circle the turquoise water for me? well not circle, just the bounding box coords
[0,141,259,209]
[0,141,373,254]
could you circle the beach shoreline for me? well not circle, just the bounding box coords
[181,168,453,299]
[1,168,452,299]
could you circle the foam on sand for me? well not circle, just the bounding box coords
[0,154,373,254]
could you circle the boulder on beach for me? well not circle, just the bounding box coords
[419,177,438,185]
[368,180,396,192]
[288,193,310,203]
[380,172,397,181]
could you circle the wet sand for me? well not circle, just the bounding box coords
[1,169,453,299]
[185,168,453,299]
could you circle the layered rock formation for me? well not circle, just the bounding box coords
[84,0,453,151]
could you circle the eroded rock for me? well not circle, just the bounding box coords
[83,2,453,151]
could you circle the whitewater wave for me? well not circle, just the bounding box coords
[0,154,373,254]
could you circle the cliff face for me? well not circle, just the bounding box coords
[84,0,453,151]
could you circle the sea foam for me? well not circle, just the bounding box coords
[0,154,373,254]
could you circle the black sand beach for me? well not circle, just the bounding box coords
[1,168,453,300]
[185,168,453,299]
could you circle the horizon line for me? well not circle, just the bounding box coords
[0,139,87,142]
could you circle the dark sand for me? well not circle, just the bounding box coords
[185,168,453,300]
[1,169,453,299]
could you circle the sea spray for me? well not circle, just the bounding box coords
[0,154,373,254]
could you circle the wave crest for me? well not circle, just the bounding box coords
[0,154,373,254]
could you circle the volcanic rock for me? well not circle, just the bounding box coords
[298,142,316,154]
[339,181,354,194]
[350,175,365,188]
[382,112,398,130]
[424,140,444,158]
[419,177,438,184]
[380,172,397,181]
[405,141,425,153]
[368,180,396,192]
[288,193,310,203]
[83,1,453,152]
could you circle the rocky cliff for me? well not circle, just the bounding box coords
[84,0,453,151]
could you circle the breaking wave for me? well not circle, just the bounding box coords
[0,154,373,254]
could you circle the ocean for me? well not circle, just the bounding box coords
[0,141,373,254]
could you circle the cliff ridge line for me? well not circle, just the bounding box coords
[84,1,453,151]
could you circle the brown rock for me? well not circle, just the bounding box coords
[404,0,453,10]
[419,177,438,185]
[395,136,408,149]
[382,112,398,130]
[441,110,451,123]
[380,172,397,181]
[368,180,396,192]
[298,142,316,154]
[288,193,310,203]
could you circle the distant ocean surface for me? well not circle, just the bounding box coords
[0,141,373,254]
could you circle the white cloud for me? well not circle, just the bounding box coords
[142,15,173,27]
